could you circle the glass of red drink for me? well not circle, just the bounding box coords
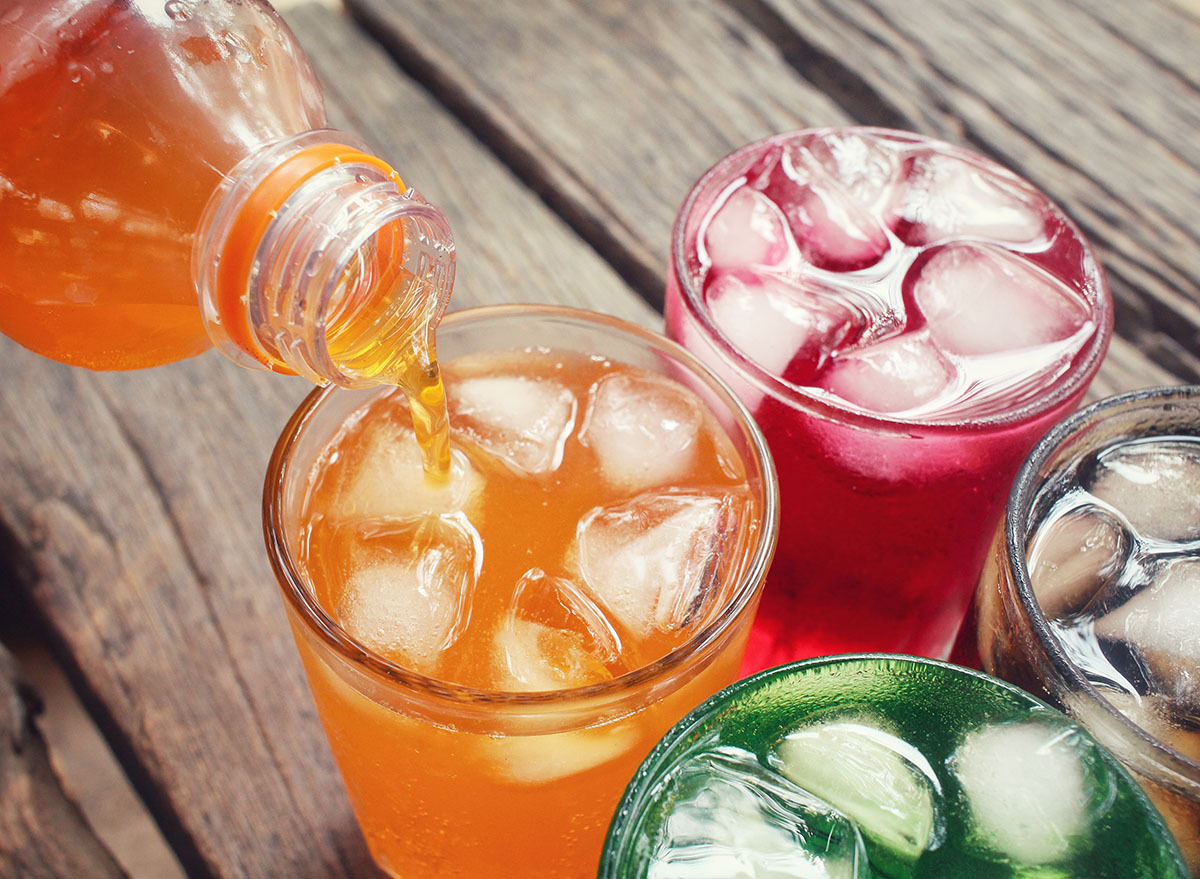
[665,127,1113,671]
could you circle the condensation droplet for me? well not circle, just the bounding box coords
[164,0,193,22]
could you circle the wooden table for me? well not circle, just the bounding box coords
[3,1,1198,875]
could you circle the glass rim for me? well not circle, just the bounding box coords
[670,125,1114,434]
[1005,384,1200,789]
[263,303,780,710]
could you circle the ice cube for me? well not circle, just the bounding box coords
[576,491,743,637]
[1029,506,1131,620]
[894,150,1046,247]
[912,243,1089,357]
[706,271,864,387]
[481,722,641,785]
[334,420,481,520]
[650,746,868,879]
[818,331,954,414]
[771,718,942,875]
[801,130,903,221]
[579,371,704,493]
[493,568,624,691]
[756,147,891,272]
[703,186,795,270]
[448,374,576,475]
[337,513,481,672]
[1085,439,1200,543]
[1094,558,1200,713]
[950,719,1095,864]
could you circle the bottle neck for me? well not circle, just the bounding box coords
[194,130,455,387]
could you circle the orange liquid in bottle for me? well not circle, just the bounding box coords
[0,0,325,369]
[291,347,766,877]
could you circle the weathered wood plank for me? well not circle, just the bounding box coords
[1165,0,1200,19]
[6,636,187,879]
[1065,0,1200,87]
[0,4,656,878]
[0,643,127,879]
[348,0,1199,394]
[1087,336,1181,403]
[0,355,360,879]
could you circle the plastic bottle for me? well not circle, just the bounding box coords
[0,0,455,389]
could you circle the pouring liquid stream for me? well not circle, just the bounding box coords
[321,252,452,482]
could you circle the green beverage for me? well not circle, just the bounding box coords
[601,655,1185,878]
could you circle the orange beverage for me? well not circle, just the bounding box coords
[1,0,454,393]
[265,306,778,878]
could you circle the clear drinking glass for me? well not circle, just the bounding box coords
[977,386,1200,873]
[665,127,1113,672]
[264,305,778,878]
[601,654,1186,877]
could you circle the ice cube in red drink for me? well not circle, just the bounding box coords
[818,332,954,414]
[751,142,893,272]
[702,187,794,270]
[705,270,865,388]
[893,150,1047,247]
[912,242,1089,357]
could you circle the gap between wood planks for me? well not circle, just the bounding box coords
[1,618,186,879]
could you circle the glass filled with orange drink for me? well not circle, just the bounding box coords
[264,305,778,878]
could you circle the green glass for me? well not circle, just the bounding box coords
[601,654,1186,878]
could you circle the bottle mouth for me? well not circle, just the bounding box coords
[304,190,455,388]
[194,130,456,388]
[216,141,405,375]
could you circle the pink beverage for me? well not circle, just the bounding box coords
[666,128,1112,672]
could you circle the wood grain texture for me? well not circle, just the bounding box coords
[6,637,187,879]
[0,4,655,878]
[0,353,367,879]
[0,643,127,879]
[1065,0,1200,86]
[347,0,1199,394]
